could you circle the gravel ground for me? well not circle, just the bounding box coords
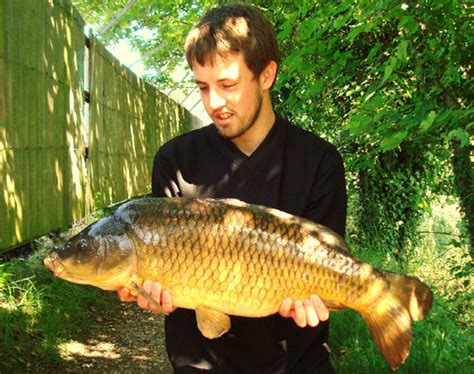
[58,302,173,374]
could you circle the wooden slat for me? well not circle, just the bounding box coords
[0,0,86,251]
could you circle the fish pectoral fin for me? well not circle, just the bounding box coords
[323,300,346,311]
[128,279,163,313]
[195,307,231,339]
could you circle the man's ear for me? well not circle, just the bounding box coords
[259,60,278,90]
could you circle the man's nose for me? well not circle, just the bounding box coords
[209,89,226,110]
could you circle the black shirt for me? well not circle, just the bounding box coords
[151,115,347,373]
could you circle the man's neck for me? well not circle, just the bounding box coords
[232,98,276,156]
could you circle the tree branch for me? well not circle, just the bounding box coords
[417,231,463,238]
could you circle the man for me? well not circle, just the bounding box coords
[118,3,347,373]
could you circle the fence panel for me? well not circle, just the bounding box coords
[0,0,201,252]
[87,35,199,211]
[0,0,86,251]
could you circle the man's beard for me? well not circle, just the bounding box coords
[218,92,263,140]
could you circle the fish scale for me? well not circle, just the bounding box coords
[44,197,432,370]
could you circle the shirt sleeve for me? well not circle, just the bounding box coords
[304,144,347,238]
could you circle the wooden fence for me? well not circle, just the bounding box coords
[0,0,200,252]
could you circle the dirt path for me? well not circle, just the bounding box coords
[59,302,173,373]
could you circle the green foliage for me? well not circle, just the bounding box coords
[330,297,472,373]
[334,222,472,373]
[72,0,473,248]
[406,198,472,326]
[263,0,473,251]
[74,0,217,86]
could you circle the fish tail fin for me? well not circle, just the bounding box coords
[361,273,433,370]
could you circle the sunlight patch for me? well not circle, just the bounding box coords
[0,301,16,312]
[59,340,120,360]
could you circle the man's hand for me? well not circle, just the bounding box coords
[117,280,176,314]
[279,294,329,328]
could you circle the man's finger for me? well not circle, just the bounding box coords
[294,300,306,328]
[304,299,319,327]
[279,298,292,317]
[117,287,137,302]
[161,290,174,314]
[311,294,329,321]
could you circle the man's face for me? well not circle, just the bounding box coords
[192,52,263,140]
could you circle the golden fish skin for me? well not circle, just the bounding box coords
[44,197,432,370]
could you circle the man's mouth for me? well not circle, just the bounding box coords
[214,111,235,124]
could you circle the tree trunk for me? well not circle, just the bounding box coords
[451,139,473,253]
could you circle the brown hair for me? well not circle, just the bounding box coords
[184,3,279,80]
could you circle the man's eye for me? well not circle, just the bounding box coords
[223,84,236,89]
[198,86,208,91]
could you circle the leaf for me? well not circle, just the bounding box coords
[383,65,394,83]
[382,57,397,84]
[308,80,324,96]
[420,111,437,132]
[363,95,386,110]
[333,15,348,30]
[380,131,408,151]
[348,23,369,41]
[298,17,318,40]
[398,15,411,29]
[300,63,315,75]
[367,42,382,62]
[277,23,293,41]
[284,53,303,73]
[363,91,376,102]
[347,114,372,135]
[397,40,408,62]
[453,128,471,147]
[398,15,418,34]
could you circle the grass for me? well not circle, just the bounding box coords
[0,198,472,372]
[330,198,473,373]
[329,245,472,373]
[0,231,120,372]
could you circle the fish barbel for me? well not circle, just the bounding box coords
[43,197,432,370]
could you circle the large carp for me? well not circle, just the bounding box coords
[44,197,432,370]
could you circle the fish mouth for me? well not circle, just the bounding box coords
[43,253,65,275]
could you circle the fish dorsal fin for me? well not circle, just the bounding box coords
[197,198,249,209]
[195,306,231,339]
